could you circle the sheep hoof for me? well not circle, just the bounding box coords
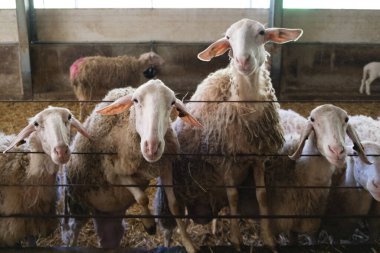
[144,223,157,235]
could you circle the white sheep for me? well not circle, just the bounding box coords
[155,18,303,250]
[0,106,89,246]
[321,114,380,243]
[263,104,371,246]
[279,108,307,135]
[62,79,201,253]
[70,51,165,120]
[359,62,380,95]
[346,114,380,144]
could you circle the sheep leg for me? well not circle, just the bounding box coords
[364,77,376,95]
[254,160,277,252]
[93,210,124,248]
[160,167,198,253]
[120,176,156,235]
[359,70,368,94]
[224,173,243,250]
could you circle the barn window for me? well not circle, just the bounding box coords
[0,0,15,9]
[284,0,380,9]
[33,0,270,9]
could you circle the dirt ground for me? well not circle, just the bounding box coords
[0,99,379,249]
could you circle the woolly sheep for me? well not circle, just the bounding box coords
[346,114,380,144]
[321,142,380,243]
[279,108,307,135]
[322,114,380,243]
[70,51,165,120]
[62,79,201,253]
[359,62,380,95]
[0,107,89,246]
[262,104,370,247]
[155,18,303,250]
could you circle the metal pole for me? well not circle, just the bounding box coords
[16,0,33,99]
[269,0,283,98]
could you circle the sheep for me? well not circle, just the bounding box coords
[154,18,303,250]
[62,79,201,253]
[359,62,380,95]
[321,114,380,243]
[70,51,165,120]
[279,108,307,135]
[0,106,89,246]
[346,114,380,144]
[321,142,380,243]
[262,104,371,247]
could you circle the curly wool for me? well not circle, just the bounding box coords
[175,65,284,162]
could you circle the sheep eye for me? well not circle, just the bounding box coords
[226,35,230,39]
[259,30,265,36]
[133,98,138,103]
[345,117,349,123]
[34,121,39,127]
[68,114,72,120]
[171,101,176,106]
[310,117,315,122]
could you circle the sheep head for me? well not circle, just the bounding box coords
[96,79,202,163]
[289,104,371,168]
[198,18,303,76]
[3,107,90,165]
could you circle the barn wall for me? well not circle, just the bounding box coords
[1,8,380,100]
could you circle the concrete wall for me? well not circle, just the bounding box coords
[1,8,380,100]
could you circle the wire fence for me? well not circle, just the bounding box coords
[0,98,380,249]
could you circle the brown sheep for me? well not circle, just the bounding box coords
[70,51,165,120]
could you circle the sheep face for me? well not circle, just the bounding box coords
[132,80,176,162]
[309,105,349,168]
[3,107,90,165]
[96,79,202,163]
[290,104,370,169]
[197,18,303,76]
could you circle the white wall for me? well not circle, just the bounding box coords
[0,10,18,43]
[284,9,380,43]
[34,9,269,43]
[2,8,380,43]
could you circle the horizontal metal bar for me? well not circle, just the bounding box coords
[2,151,380,157]
[0,183,365,190]
[0,99,380,103]
[1,213,380,219]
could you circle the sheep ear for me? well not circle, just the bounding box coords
[346,124,372,165]
[264,28,303,44]
[174,99,203,128]
[70,116,91,139]
[3,123,35,153]
[198,38,231,61]
[96,94,133,115]
[289,122,313,160]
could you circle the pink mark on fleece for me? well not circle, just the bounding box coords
[70,58,85,80]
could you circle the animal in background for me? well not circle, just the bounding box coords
[70,51,165,120]
[359,62,380,95]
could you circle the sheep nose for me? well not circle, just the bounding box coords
[235,55,251,69]
[328,145,345,156]
[54,145,69,158]
[372,178,380,189]
[144,139,161,156]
